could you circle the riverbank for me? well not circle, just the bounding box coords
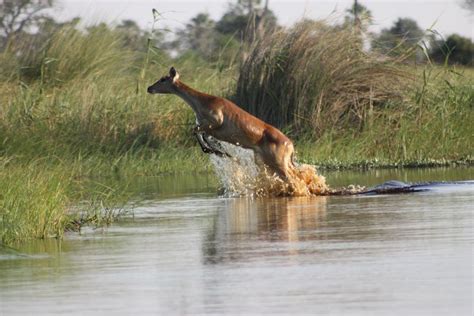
[1,146,471,245]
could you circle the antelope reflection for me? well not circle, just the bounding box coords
[203,196,327,264]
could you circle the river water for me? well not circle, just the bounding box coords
[1,167,473,315]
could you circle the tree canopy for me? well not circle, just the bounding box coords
[0,0,54,48]
[216,0,277,40]
[343,0,373,32]
[372,18,425,55]
[174,13,217,59]
[430,34,474,66]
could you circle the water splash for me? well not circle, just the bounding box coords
[209,140,329,197]
[209,141,436,196]
[209,142,260,197]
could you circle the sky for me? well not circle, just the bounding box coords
[51,0,474,40]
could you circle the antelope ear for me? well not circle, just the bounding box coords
[169,67,179,82]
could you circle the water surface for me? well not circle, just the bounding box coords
[1,167,472,315]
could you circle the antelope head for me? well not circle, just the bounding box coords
[147,67,180,94]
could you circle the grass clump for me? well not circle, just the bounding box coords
[236,20,410,136]
[0,164,70,244]
[296,66,473,165]
[0,159,131,245]
[2,26,133,85]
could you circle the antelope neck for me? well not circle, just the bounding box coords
[173,81,209,113]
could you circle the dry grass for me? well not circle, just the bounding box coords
[236,20,412,136]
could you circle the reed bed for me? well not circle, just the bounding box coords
[236,20,411,135]
[235,20,473,164]
[295,65,473,165]
[0,159,131,245]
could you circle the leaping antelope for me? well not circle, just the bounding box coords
[147,67,297,184]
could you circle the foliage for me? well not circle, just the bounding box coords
[297,66,474,166]
[0,161,131,245]
[0,0,54,49]
[174,0,277,63]
[343,0,373,33]
[173,13,218,59]
[216,0,277,39]
[115,19,152,52]
[372,18,425,59]
[430,34,474,66]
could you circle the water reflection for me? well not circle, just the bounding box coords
[202,188,468,266]
[204,197,328,264]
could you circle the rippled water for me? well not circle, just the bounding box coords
[0,168,473,315]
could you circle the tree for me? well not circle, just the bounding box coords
[174,2,277,62]
[174,13,217,59]
[215,0,277,41]
[344,0,372,33]
[215,9,247,36]
[36,15,80,34]
[430,34,474,66]
[0,0,53,46]
[116,19,148,51]
[372,18,425,56]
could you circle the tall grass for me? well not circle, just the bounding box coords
[0,158,132,245]
[0,23,235,156]
[235,20,473,164]
[0,24,232,244]
[236,20,411,136]
[0,164,70,244]
[294,65,473,166]
[297,75,473,167]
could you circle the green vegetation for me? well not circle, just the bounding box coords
[372,17,425,59]
[236,21,410,135]
[430,34,474,66]
[0,0,473,244]
[234,21,473,166]
[297,68,473,168]
[0,161,130,245]
[0,24,228,244]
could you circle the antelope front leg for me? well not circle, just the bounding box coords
[193,125,230,157]
[193,126,213,154]
[202,134,231,158]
